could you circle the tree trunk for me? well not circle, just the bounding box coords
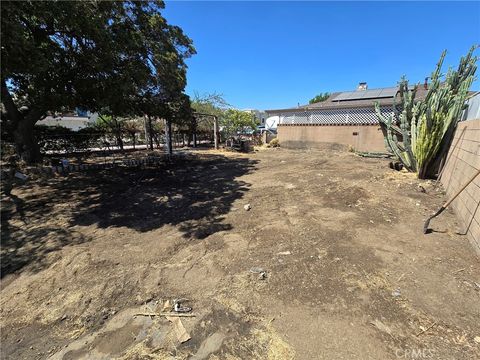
[2,77,42,163]
[116,134,124,151]
[165,119,172,156]
[13,119,41,163]
[193,119,197,148]
[112,117,124,151]
[148,116,154,151]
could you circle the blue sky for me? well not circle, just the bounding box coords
[163,1,480,110]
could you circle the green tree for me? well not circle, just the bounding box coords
[123,120,142,149]
[191,92,229,117]
[309,92,330,104]
[1,0,194,163]
[95,115,127,150]
[221,109,257,138]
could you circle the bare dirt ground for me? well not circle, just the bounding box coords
[1,147,479,360]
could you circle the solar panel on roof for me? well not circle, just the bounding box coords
[332,92,355,101]
[377,88,398,98]
[364,89,382,98]
[332,87,398,102]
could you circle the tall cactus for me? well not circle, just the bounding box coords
[413,47,476,178]
[375,77,417,172]
[375,45,478,178]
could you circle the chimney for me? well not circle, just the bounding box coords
[357,82,368,91]
[424,77,429,90]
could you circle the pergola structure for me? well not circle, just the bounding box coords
[193,112,220,150]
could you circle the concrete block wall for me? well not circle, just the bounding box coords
[277,124,386,152]
[440,118,480,254]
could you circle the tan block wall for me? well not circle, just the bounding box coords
[277,125,386,152]
[440,119,480,254]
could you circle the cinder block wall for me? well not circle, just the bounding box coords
[440,119,480,254]
[277,124,386,152]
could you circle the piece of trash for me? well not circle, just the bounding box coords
[277,251,291,256]
[61,159,69,167]
[250,267,265,273]
[474,336,480,344]
[250,267,267,280]
[14,172,28,181]
[134,312,196,318]
[392,288,401,297]
[244,204,251,211]
[174,299,192,313]
[166,315,191,343]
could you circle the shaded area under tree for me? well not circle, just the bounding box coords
[1,153,257,278]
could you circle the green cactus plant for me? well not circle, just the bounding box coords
[375,78,417,172]
[375,45,478,179]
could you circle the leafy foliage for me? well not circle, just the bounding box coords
[221,109,257,138]
[1,0,195,162]
[190,92,229,134]
[309,92,330,104]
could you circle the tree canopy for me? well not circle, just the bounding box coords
[309,92,330,104]
[190,92,256,138]
[1,0,195,162]
[221,109,257,137]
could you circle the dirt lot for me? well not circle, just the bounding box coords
[1,147,479,360]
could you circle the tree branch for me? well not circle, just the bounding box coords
[1,78,22,126]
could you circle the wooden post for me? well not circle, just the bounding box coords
[214,115,219,150]
[192,117,197,148]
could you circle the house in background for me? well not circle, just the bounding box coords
[266,82,429,152]
[242,109,267,126]
[37,108,98,131]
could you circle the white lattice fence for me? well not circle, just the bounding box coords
[279,106,394,125]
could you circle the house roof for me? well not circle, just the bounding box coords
[265,86,430,114]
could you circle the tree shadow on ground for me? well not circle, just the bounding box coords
[1,153,257,278]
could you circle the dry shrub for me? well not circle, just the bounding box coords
[269,138,280,148]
